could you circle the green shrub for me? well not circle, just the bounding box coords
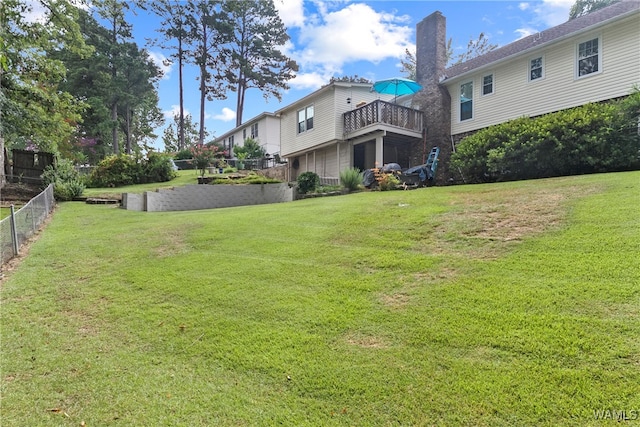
[42,159,86,201]
[339,167,363,192]
[377,173,400,191]
[142,152,177,183]
[174,148,193,160]
[53,180,86,201]
[297,171,320,194]
[451,90,640,183]
[87,155,141,188]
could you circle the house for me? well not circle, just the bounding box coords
[214,112,281,160]
[276,81,426,181]
[414,0,640,181]
[214,0,638,183]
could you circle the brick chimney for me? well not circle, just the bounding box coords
[412,11,452,184]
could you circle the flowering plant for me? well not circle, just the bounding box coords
[191,144,222,176]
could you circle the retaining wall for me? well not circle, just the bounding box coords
[121,183,295,212]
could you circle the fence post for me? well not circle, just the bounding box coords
[9,204,19,256]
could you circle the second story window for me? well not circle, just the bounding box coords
[578,37,600,77]
[460,81,473,121]
[482,74,493,95]
[251,123,259,138]
[229,135,234,150]
[298,105,314,134]
[243,128,247,139]
[530,56,544,81]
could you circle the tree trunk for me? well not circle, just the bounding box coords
[0,137,5,189]
[125,106,132,154]
[199,62,206,145]
[178,36,185,151]
[235,75,245,127]
[112,102,119,154]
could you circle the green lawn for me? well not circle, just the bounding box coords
[82,169,203,198]
[1,171,639,426]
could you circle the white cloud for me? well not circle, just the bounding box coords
[531,0,573,27]
[147,51,172,80]
[163,105,190,120]
[289,71,333,90]
[291,3,414,75]
[213,107,236,122]
[511,0,572,41]
[515,27,537,39]
[273,0,305,28]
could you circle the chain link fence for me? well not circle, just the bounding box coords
[1,184,55,265]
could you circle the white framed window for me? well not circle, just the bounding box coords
[529,56,544,81]
[297,105,314,134]
[577,36,601,78]
[482,74,494,95]
[228,135,234,150]
[460,81,473,121]
[250,123,259,138]
[243,128,247,139]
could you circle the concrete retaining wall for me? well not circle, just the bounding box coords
[121,183,294,212]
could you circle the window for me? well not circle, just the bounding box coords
[460,82,473,121]
[482,74,493,95]
[228,135,234,150]
[297,105,314,133]
[243,128,247,139]
[250,123,259,138]
[578,37,599,77]
[530,56,544,81]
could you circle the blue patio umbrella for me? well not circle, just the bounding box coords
[371,77,423,101]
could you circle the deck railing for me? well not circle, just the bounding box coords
[343,100,424,135]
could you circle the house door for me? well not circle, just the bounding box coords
[353,144,366,171]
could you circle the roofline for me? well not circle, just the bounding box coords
[213,111,277,141]
[274,81,373,114]
[442,2,639,84]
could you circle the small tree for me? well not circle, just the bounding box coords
[191,144,220,176]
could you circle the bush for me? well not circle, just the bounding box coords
[377,173,400,191]
[339,167,363,192]
[42,159,86,201]
[297,171,320,194]
[142,152,177,183]
[53,180,86,201]
[87,155,140,187]
[451,91,640,183]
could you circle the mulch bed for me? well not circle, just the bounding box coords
[1,182,43,204]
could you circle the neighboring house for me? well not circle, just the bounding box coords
[415,0,640,181]
[443,0,640,139]
[214,0,638,183]
[277,81,425,180]
[214,112,281,159]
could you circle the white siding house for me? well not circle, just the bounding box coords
[214,112,281,159]
[277,81,425,180]
[441,0,640,138]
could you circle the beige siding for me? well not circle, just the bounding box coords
[280,87,337,157]
[449,13,640,135]
[280,84,393,158]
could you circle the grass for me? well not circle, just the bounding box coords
[1,171,639,426]
[82,169,203,198]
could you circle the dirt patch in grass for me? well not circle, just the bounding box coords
[345,332,388,349]
[429,185,601,258]
[379,292,411,309]
[152,224,197,258]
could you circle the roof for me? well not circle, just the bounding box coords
[274,81,373,114]
[214,112,277,141]
[443,0,639,82]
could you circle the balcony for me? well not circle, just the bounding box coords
[343,100,424,137]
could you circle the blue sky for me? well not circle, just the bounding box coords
[29,0,577,150]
